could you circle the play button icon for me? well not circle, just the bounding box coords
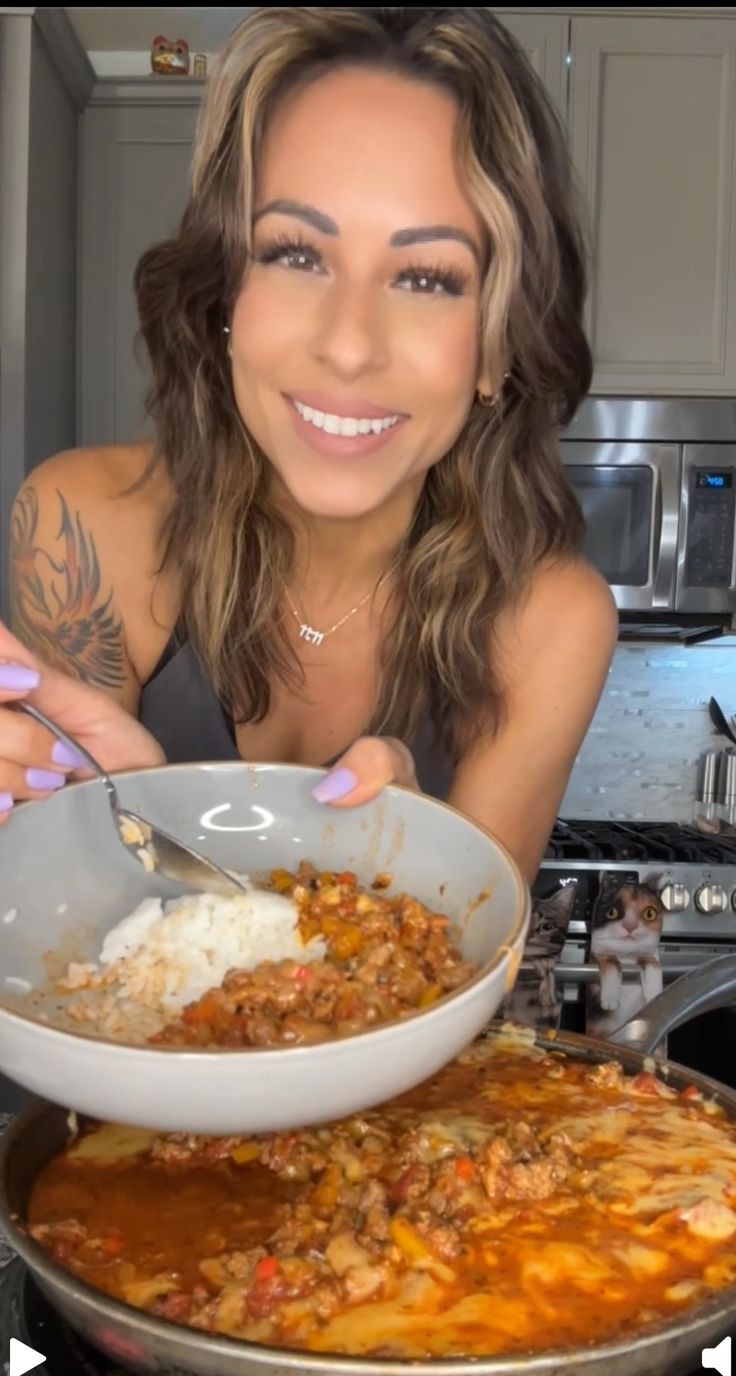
[8,1338,45,1376]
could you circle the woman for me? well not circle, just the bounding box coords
[0,7,616,882]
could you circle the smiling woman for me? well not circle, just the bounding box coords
[229,70,487,524]
[0,7,617,882]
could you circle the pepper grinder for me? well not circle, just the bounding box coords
[694,749,721,832]
[716,749,736,834]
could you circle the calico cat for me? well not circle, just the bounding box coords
[590,875,664,1013]
[504,881,577,1029]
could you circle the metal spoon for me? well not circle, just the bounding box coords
[18,703,249,898]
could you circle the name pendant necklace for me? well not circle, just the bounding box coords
[283,572,389,647]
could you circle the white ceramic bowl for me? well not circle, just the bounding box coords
[0,762,529,1133]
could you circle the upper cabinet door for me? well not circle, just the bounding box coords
[79,102,198,447]
[498,12,569,114]
[570,16,736,395]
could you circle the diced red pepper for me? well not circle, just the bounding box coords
[182,991,221,1026]
[255,1255,280,1281]
[630,1071,665,1096]
[293,965,313,984]
[454,1156,477,1181]
[102,1232,125,1257]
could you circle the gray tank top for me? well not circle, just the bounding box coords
[139,638,454,800]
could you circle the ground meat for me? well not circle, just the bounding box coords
[30,1218,88,1263]
[31,1043,736,1363]
[362,1201,391,1244]
[151,866,476,1048]
[342,1261,390,1302]
[153,1293,195,1323]
[225,1250,264,1280]
[390,1163,432,1204]
[586,1061,625,1090]
[419,1221,463,1259]
[260,1133,328,1181]
[480,1127,571,1202]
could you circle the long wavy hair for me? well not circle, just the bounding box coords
[134,6,590,760]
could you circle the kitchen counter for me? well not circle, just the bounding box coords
[561,634,736,821]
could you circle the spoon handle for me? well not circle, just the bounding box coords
[16,702,120,809]
[15,703,249,897]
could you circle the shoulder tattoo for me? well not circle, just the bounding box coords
[10,486,126,689]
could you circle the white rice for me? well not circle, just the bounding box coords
[75,889,326,1015]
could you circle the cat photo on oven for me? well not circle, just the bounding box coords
[589,872,664,1039]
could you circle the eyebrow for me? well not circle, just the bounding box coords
[253,199,481,264]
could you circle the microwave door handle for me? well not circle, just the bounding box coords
[651,451,679,609]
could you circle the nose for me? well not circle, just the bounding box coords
[310,278,390,382]
[622,916,638,934]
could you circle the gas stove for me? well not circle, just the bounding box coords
[543,820,736,937]
[1,1256,131,1375]
[532,819,736,1070]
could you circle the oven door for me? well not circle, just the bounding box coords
[561,442,680,611]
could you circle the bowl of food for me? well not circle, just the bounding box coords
[0,762,528,1134]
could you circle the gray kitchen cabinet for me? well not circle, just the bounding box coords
[570,15,736,395]
[0,9,92,620]
[497,11,569,113]
[78,96,198,447]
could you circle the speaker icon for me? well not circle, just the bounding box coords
[703,1335,732,1376]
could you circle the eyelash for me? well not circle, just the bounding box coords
[253,234,470,298]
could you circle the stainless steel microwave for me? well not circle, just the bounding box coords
[561,398,736,616]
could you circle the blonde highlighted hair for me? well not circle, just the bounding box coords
[135,7,590,759]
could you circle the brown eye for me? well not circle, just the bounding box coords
[642,906,660,923]
[607,907,619,921]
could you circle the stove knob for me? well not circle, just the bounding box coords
[659,882,690,912]
[695,884,728,915]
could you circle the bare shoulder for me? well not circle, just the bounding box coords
[498,557,618,673]
[10,444,177,699]
[450,559,617,880]
[22,442,169,519]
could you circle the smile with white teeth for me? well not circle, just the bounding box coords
[292,399,400,437]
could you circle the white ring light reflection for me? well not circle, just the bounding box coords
[199,804,275,833]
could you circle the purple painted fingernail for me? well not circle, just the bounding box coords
[0,663,40,691]
[26,768,65,792]
[310,768,358,804]
[51,740,88,769]
[0,792,13,812]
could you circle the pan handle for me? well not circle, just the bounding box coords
[609,953,736,1056]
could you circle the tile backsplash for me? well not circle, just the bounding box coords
[560,636,736,822]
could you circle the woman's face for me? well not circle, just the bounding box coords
[230,67,491,521]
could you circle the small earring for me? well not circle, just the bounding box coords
[476,371,511,408]
[223,324,233,359]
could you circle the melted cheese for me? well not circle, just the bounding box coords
[29,1036,736,1361]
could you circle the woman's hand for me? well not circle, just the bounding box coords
[0,621,165,822]
[310,736,418,806]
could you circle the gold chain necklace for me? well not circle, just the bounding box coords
[283,572,389,647]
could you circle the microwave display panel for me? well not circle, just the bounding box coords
[685,468,736,589]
